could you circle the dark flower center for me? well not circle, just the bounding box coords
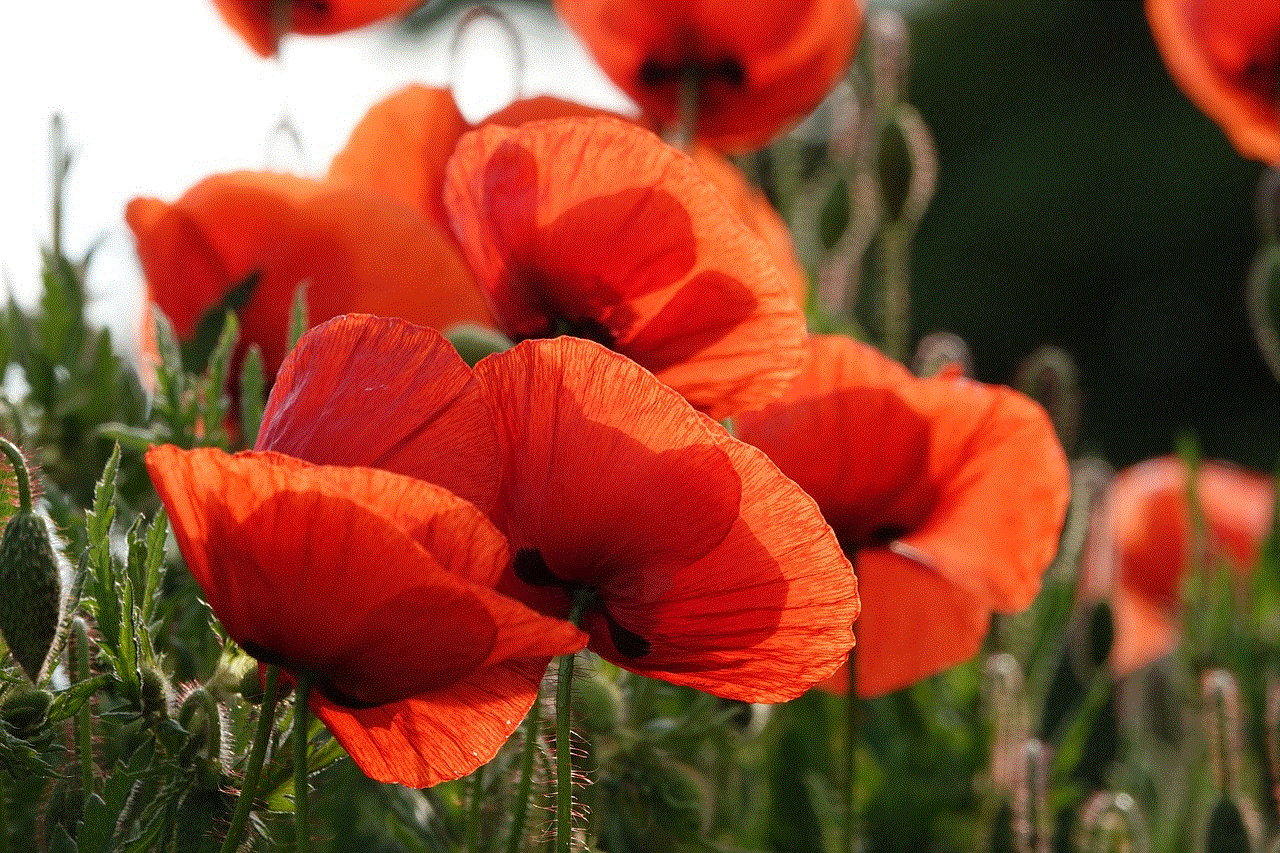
[513,547,651,659]
[637,57,747,89]
[240,641,381,710]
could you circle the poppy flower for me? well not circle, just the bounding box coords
[212,0,418,57]
[1081,456,1276,676]
[262,314,860,702]
[1147,0,1280,162]
[443,116,807,419]
[145,445,587,786]
[327,85,470,233]
[126,170,490,387]
[735,335,1071,697]
[555,0,862,151]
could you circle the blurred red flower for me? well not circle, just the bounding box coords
[555,0,862,151]
[736,335,1070,697]
[213,0,418,57]
[443,116,806,418]
[145,445,586,787]
[1147,0,1280,162]
[127,171,489,386]
[263,314,860,702]
[1081,456,1276,675]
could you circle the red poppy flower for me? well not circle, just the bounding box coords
[1081,456,1275,675]
[555,0,862,151]
[736,335,1071,697]
[145,445,586,786]
[1147,0,1280,162]
[262,314,859,702]
[327,85,469,233]
[688,145,808,309]
[443,116,807,419]
[127,171,489,386]
[212,0,418,57]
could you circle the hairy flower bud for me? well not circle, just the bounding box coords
[0,509,64,683]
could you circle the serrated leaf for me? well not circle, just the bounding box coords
[142,510,167,624]
[45,674,109,725]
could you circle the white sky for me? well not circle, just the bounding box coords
[0,1,633,353]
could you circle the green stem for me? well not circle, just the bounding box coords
[880,221,911,364]
[505,698,542,853]
[0,438,32,513]
[221,665,281,853]
[843,649,860,853]
[675,65,700,150]
[555,591,592,853]
[466,763,484,853]
[71,618,96,803]
[294,671,312,853]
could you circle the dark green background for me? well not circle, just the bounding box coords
[903,0,1277,470]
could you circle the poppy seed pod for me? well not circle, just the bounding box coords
[0,509,64,683]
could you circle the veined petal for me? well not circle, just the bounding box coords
[476,337,857,701]
[444,116,805,418]
[259,315,500,511]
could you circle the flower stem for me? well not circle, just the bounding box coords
[294,671,312,853]
[221,665,280,853]
[71,618,96,803]
[0,438,32,513]
[675,65,700,150]
[466,763,484,853]
[505,698,542,853]
[555,591,592,853]
[843,649,860,853]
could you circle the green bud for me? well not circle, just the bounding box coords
[237,664,266,705]
[140,665,172,719]
[573,669,624,734]
[0,509,64,682]
[445,323,513,367]
[2,687,53,737]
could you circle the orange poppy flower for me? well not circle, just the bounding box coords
[1081,456,1275,675]
[443,116,807,419]
[212,0,418,57]
[736,335,1071,697]
[262,314,859,702]
[688,145,808,309]
[127,171,490,385]
[1147,0,1280,162]
[327,85,469,233]
[555,0,862,151]
[145,445,587,787]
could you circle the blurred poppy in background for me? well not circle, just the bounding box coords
[145,445,586,787]
[556,0,861,151]
[213,0,419,57]
[737,335,1071,697]
[127,171,489,385]
[1147,0,1280,162]
[443,116,806,418]
[1082,456,1276,675]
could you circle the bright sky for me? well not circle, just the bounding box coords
[0,1,632,354]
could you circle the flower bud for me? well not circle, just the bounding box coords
[1,686,53,738]
[0,509,64,682]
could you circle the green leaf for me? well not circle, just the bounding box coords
[239,344,266,449]
[180,272,255,376]
[288,280,310,352]
[819,178,850,251]
[49,823,79,853]
[45,674,109,725]
[79,793,116,853]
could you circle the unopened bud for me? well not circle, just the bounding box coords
[0,509,64,682]
[573,669,624,734]
[445,323,513,367]
[1,687,53,738]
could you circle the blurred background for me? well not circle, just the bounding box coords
[1,0,1276,472]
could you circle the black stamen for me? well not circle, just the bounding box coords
[513,547,563,587]
[603,611,651,659]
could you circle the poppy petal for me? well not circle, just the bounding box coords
[476,337,857,701]
[313,657,551,788]
[144,446,584,707]
[258,314,500,511]
[444,117,806,417]
[1147,0,1280,163]
[328,85,468,230]
[555,0,861,151]
[212,0,417,56]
